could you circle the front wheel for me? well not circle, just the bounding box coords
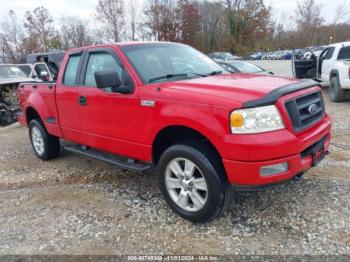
[158,143,230,223]
[29,119,60,160]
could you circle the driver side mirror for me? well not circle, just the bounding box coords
[94,70,133,94]
[95,70,121,88]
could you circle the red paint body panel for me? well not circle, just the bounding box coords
[18,42,332,187]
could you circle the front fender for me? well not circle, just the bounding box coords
[148,101,230,156]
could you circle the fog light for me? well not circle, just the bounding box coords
[260,162,288,177]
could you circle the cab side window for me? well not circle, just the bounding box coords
[63,54,82,86]
[84,52,123,87]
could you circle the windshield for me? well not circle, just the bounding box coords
[122,43,225,84]
[0,65,28,78]
[230,61,264,73]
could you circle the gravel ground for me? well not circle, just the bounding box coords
[0,61,349,256]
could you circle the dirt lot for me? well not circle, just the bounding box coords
[0,61,349,256]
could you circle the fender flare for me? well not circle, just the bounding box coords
[25,92,53,128]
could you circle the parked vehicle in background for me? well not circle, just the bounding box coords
[261,52,272,60]
[207,52,242,61]
[282,50,293,60]
[293,41,350,102]
[18,42,331,222]
[0,64,46,124]
[217,60,274,75]
[270,51,285,60]
[249,52,264,60]
[22,62,54,81]
[0,52,62,125]
[26,51,65,80]
[302,46,325,60]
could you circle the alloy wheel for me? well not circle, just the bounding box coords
[165,157,208,212]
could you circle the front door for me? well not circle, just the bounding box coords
[292,50,317,79]
[78,48,146,159]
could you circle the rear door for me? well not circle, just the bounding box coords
[292,50,317,79]
[55,52,84,142]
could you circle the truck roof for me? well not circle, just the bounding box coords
[66,41,183,54]
[329,41,350,48]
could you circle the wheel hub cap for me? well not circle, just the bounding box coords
[165,158,208,212]
[31,126,44,155]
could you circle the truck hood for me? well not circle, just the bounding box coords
[0,77,41,85]
[163,73,302,105]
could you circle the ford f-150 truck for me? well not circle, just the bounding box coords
[17,42,331,222]
[293,41,350,102]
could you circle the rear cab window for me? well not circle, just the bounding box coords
[338,46,350,60]
[63,54,82,86]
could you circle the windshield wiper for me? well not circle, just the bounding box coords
[206,70,223,76]
[148,71,220,83]
[149,74,188,83]
[186,72,206,77]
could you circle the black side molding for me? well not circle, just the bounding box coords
[243,79,319,108]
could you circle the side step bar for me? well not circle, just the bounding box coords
[64,145,153,172]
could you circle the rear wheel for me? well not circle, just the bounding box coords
[329,76,345,102]
[29,119,60,160]
[158,142,230,223]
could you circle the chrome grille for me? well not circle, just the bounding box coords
[285,91,324,132]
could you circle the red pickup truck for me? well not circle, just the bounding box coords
[17,42,331,222]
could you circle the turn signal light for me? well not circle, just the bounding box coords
[230,113,243,127]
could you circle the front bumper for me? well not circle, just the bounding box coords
[221,115,331,187]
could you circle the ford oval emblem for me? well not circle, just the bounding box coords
[308,104,319,115]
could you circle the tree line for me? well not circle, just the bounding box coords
[1,0,350,63]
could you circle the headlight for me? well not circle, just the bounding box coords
[230,105,285,134]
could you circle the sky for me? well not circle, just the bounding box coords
[265,0,349,27]
[0,0,348,26]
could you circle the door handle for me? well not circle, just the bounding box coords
[79,96,87,106]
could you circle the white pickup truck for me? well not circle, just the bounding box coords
[293,41,350,102]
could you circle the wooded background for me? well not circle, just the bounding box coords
[1,0,349,63]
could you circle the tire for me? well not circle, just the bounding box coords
[29,119,60,160]
[329,76,345,102]
[158,142,230,223]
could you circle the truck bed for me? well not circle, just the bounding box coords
[18,81,59,133]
